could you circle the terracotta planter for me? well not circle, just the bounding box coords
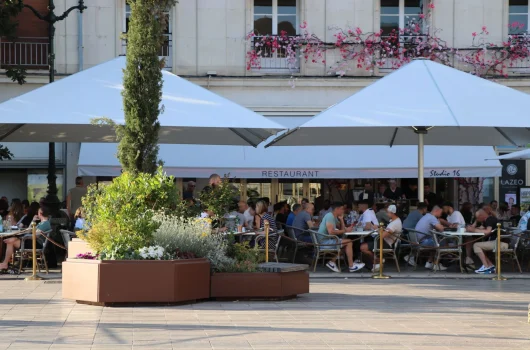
[210,270,309,299]
[62,258,210,304]
[67,239,93,259]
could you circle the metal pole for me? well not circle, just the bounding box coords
[264,220,270,263]
[418,132,425,202]
[25,222,43,281]
[492,223,507,281]
[372,223,390,279]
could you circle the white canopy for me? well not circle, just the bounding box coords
[489,148,530,160]
[266,59,530,198]
[0,57,283,147]
[78,143,501,179]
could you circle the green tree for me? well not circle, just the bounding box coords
[118,0,175,174]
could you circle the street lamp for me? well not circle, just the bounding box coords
[21,0,87,213]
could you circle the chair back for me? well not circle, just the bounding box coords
[308,230,319,250]
[40,229,53,250]
[407,229,421,244]
[59,230,73,252]
[285,226,296,240]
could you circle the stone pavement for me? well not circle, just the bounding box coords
[0,277,529,350]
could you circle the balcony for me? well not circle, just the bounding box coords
[0,37,49,70]
[121,34,173,70]
[250,36,300,74]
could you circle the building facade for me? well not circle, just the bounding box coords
[1,0,530,206]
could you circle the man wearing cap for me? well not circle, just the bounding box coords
[384,180,403,201]
[360,204,402,271]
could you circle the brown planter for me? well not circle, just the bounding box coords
[210,271,309,300]
[67,239,93,259]
[62,258,210,304]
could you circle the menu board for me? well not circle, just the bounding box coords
[520,187,530,213]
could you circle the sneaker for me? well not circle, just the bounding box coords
[326,261,340,273]
[371,264,380,272]
[432,264,448,271]
[406,256,416,267]
[349,262,365,272]
[476,265,495,274]
[465,257,475,268]
[425,261,434,269]
[475,265,488,273]
[403,254,409,262]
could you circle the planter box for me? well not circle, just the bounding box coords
[67,239,93,259]
[62,258,210,305]
[211,264,309,300]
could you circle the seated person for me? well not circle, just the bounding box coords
[255,200,277,231]
[293,203,316,243]
[470,209,500,274]
[375,203,390,225]
[274,201,288,227]
[357,201,379,230]
[286,204,301,227]
[403,202,428,230]
[412,206,446,271]
[509,204,521,228]
[0,207,51,271]
[18,202,40,228]
[74,207,85,231]
[518,209,530,231]
[318,202,364,273]
[442,201,472,266]
[360,204,402,271]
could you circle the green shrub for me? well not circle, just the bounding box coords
[82,168,177,259]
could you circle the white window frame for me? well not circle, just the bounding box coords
[122,1,173,70]
[508,0,530,35]
[380,0,427,34]
[251,0,300,73]
[252,0,300,36]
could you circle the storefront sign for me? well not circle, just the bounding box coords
[261,170,320,178]
[499,160,526,206]
[429,169,461,177]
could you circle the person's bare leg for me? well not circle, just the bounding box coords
[465,238,473,258]
[0,238,19,269]
[342,240,354,267]
[360,242,374,265]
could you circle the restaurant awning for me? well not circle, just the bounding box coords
[78,143,502,179]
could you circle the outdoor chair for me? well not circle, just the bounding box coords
[255,232,282,263]
[309,230,344,272]
[284,225,311,263]
[499,233,522,273]
[406,229,438,271]
[519,231,530,271]
[59,229,75,257]
[373,231,402,272]
[431,230,463,273]
[16,229,52,274]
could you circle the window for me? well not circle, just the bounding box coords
[27,170,64,202]
[253,0,298,36]
[123,1,172,69]
[509,0,529,35]
[380,0,425,35]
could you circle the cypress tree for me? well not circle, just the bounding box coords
[119,0,175,174]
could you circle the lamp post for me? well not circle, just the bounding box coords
[21,0,87,213]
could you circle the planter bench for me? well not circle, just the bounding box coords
[210,262,309,300]
[62,258,210,305]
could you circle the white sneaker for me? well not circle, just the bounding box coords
[432,264,448,271]
[372,264,380,272]
[474,265,488,273]
[465,257,475,267]
[326,261,340,273]
[349,262,365,272]
[425,261,434,269]
[403,254,409,262]
[406,256,416,267]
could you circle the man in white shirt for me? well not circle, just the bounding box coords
[443,201,474,266]
[360,204,402,272]
[358,201,379,230]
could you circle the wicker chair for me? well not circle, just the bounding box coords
[499,233,523,273]
[431,230,462,273]
[255,231,282,263]
[309,230,342,272]
[373,231,402,272]
[406,229,437,271]
[59,229,75,257]
[17,229,52,274]
[284,225,311,263]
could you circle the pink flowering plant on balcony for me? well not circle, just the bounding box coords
[246,3,530,79]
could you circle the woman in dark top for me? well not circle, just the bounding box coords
[20,202,40,228]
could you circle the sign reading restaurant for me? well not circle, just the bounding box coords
[262,170,320,178]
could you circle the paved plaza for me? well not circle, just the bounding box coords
[0,276,529,350]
